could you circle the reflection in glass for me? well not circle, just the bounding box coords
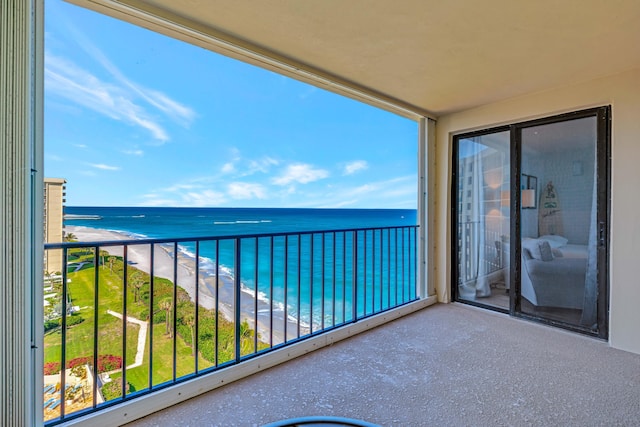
[455,130,510,309]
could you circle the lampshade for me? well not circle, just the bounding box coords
[522,189,536,208]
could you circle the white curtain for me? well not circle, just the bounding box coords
[458,139,491,299]
[581,156,598,328]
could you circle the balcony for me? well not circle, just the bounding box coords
[43,225,420,425]
[127,303,640,426]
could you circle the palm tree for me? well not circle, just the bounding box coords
[183,312,196,356]
[63,232,77,242]
[130,272,144,303]
[159,298,173,337]
[239,320,254,355]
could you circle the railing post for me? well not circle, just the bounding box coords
[60,248,68,419]
[234,238,242,362]
[253,238,258,353]
[172,243,178,381]
[195,241,200,373]
[122,245,128,400]
[352,230,358,323]
[93,246,100,407]
[148,244,154,390]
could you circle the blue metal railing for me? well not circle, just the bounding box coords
[42,225,418,424]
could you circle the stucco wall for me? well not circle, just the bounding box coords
[435,68,640,355]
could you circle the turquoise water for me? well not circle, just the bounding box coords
[65,207,418,328]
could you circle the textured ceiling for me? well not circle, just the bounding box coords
[73,0,640,117]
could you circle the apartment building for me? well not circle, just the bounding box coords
[43,178,66,274]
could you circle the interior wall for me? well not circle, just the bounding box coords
[540,147,595,245]
[435,68,640,355]
[521,149,543,238]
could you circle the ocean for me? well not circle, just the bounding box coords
[64,207,416,237]
[64,207,418,329]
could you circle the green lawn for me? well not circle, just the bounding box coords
[43,254,266,397]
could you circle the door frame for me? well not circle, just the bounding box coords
[452,106,610,339]
[450,124,511,314]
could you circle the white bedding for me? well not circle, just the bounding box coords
[553,244,588,259]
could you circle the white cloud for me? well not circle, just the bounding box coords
[67,26,197,127]
[221,162,235,174]
[123,149,144,156]
[343,160,368,175]
[228,182,267,200]
[272,163,329,186]
[89,163,120,171]
[181,190,227,207]
[45,53,170,142]
[223,155,279,177]
[162,183,201,192]
[303,175,417,209]
[246,157,279,175]
[74,143,88,149]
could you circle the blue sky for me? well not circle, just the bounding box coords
[44,0,418,209]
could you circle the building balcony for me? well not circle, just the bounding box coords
[123,303,640,426]
[43,225,640,426]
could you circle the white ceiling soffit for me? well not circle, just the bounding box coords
[67,0,640,119]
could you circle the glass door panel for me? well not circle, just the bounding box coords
[518,116,599,330]
[454,130,510,310]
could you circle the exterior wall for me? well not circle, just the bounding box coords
[44,178,66,274]
[435,68,640,355]
[0,0,42,424]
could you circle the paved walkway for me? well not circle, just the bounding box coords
[106,310,148,369]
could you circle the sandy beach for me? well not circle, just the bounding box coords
[66,225,307,344]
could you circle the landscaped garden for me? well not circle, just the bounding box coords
[43,247,267,419]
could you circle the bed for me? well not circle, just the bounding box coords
[520,235,587,309]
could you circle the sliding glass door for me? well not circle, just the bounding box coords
[452,107,610,338]
[453,128,511,311]
[515,108,609,336]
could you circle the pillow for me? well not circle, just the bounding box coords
[539,234,568,249]
[522,238,554,261]
[538,240,554,261]
[522,238,542,260]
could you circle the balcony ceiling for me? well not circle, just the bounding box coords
[75,0,640,117]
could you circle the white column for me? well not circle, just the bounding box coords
[418,118,436,298]
[0,0,43,425]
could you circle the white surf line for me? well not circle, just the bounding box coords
[106,310,148,369]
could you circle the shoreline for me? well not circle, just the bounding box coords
[65,225,308,344]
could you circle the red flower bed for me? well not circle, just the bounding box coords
[44,361,61,375]
[65,355,123,373]
[67,356,91,369]
[97,354,122,372]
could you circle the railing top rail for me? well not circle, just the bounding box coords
[45,224,419,250]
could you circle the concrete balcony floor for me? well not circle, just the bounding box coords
[126,303,640,426]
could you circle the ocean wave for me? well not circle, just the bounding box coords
[113,230,150,240]
[131,239,316,329]
[214,219,272,225]
[64,214,102,220]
